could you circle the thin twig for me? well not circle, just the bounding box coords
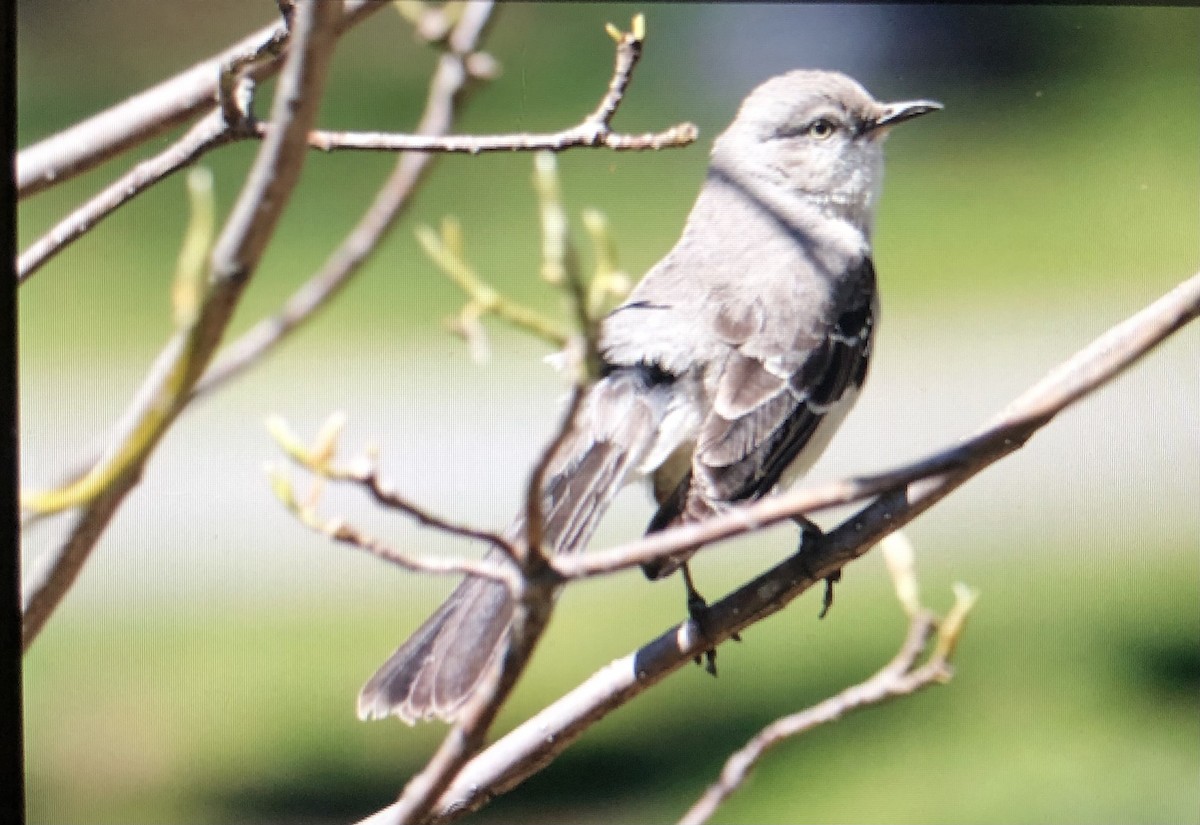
[395,269,1200,822]
[285,500,519,590]
[417,219,569,352]
[272,435,519,561]
[20,0,343,652]
[681,574,977,825]
[276,121,698,154]
[358,467,521,561]
[679,612,942,825]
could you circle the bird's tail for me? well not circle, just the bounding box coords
[357,371,668,723]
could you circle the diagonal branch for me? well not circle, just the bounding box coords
[17,109,239,282]
[20,0,343,652]
[396,268,1200,822]
[551,270,1200,582]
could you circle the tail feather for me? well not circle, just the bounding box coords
[357,573,511,723]
[358,372,667,723]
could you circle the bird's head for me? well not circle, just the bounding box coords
[712,70,940,234]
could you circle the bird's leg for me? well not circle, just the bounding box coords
[679,562,739,676]
[680,563,717,674]
[792,515,840,619]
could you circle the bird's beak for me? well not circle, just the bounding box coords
[868,99,942,136]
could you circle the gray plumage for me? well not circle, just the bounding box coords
[359,70,940,724]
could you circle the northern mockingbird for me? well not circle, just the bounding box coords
[359,70,940,724]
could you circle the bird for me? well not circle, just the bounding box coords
[358,70,940,724]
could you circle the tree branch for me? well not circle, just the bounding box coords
[396,269,1200,822]
[274,121,697,154]
[270,476,521,591]
[273,15,695,157]
[266,412,519,561]
[549,270,1200,582]
[17,109,238,282]
[20,0,343,651]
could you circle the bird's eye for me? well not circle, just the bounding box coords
[806,118,836,140]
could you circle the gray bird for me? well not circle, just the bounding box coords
[359,70,940,724]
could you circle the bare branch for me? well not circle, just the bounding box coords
[267,464,520,590]
[677,612,943,825]
[258,14,695,157]
[550,270,1200,583]
[276,121,698,155]
[20,0,343,652]
[266,412,520,561]
[591,14,646,127]
[399,269,1200,822]
[17,110,237,282]
[15,0,384,198]
[349,463,521,563]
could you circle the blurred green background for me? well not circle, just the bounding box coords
[17,3,1200,824]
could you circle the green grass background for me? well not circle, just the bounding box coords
[17,3,1200,823]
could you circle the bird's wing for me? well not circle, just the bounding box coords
[645,258,877,552]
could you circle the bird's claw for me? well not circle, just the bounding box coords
[818,569,841,619]
[683,564,725,676]
[793,516,841,619]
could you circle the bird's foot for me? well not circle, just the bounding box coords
[792,515,841,619]
[681,564,737,676]
[818,569,841,619]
